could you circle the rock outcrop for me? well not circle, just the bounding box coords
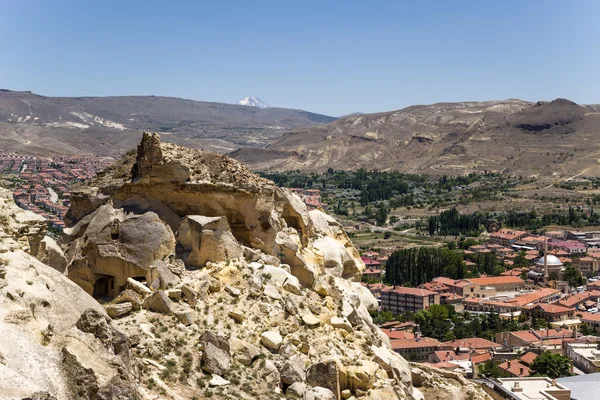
[54,133,490,400]
[0,188,139,399]
[0,134,490,399]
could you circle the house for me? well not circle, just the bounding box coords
[496,377,570,400]
[390,337,442,362]
[380,286,439,314]
[573,257,600,276]
[433,277,480,298]
[498,360,531,377]
[548,240,586,254]
[580,312,600,333]
[363,268,382,280]
[440,338,502,352]
[490,229,529,246]
[495,329,577,350]
[439,293,464,312]
[522,303,575,323]
[467,276,526,292]
[565,343,600,373]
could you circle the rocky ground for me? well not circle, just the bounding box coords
[0,133,491,399]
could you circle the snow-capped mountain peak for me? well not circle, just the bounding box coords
[238,96,268,108]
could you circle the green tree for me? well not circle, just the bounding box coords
[478,360,510,378]
[563,265,585,287]
[530,351,572,378]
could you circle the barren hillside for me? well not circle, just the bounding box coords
[0,90,335,157]
[232,99,600,179]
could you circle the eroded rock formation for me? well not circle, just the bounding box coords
[0,133,490,399]
[0,189,139,399]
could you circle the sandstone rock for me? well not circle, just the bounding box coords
[253,359,280,388]
[177,215,243,267]
[330,317,353,333]
[114,289,142,310]
[264,284,282,300]
[301,313,321,327]
[202,342,230,375]
[371,345,412,388]
[147,261,180,290]
[260,331,283,351]
[305,386,336,400]
[228,337,260,366]
[225,284,241,297]
[352,282,379,311]
[166,288,182,300]
[64,204,175,298]
[104,302,133,318]
[142,291,175,315]
[180,284,197,307]
[286,382,308,399]
[340,360,380,392]
[306,361,340,398]
[200,331,230,352]
[228,309,245,323]
[174,309,195,326]
[125,277,151,296]
[341,389,352,399]
[208,374,230,387]
[35,236,67,273]
[279,356,306,385]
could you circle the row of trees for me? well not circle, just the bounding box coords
[385,247,465,287]
[428,207,600,237]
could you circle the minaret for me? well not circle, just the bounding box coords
[544,236,548,278]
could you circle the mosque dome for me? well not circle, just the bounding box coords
[535,255,563,267]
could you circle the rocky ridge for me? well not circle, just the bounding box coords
[0,189,139,399]
[0,133,490,399]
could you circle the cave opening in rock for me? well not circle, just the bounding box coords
[93,275,117,301]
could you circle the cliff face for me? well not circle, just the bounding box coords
[0,189,139,400]
[1,133,490,399]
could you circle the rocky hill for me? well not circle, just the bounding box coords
[0,133,491,399]
[232,99,600,178]
[0,90,335,157]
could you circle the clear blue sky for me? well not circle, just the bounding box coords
[1,0,599,116]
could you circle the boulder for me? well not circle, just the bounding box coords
[202,342,230,375]
[305,387,336,400]
[146,260,180,290]
[228,337,260,366]
[286,382,308,399]
[124,278,151,296]
[35,236,67,273]
[371,345,412,388]
[64,204,175,297]
[174,309,195,326]
[180,284,197,307]
[260,331,283,351]
[200,331,230,352]
[306,361,340,398]
[279,356,306,385]
[177,215,243,267]
[208,375,230,387]
[113,289,142,310]
[330,317,353,333]
[301,313,321,327]
[142,291,175,315]
[340,360,381,392]
[264,284,282,300]
[104,303,133,319]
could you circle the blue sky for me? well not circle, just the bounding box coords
[1,0,599,116]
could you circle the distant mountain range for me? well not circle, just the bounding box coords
[231,98,600,178]
[238,96,268,108]
[0,90,335,157]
